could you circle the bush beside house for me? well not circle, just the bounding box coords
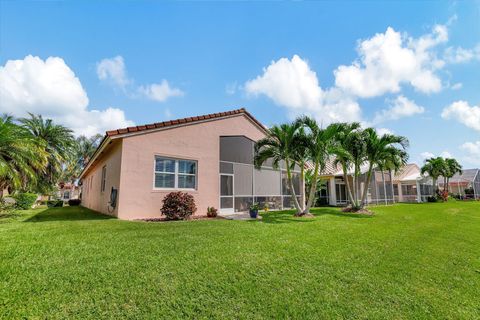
[161,192,197,220]
[14,193,38,210]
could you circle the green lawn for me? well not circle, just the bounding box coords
[1,202,479,319]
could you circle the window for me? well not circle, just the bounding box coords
[154,157,197,189]
[101,166,107,193]
[63,191,70,199]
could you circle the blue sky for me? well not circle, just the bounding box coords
[1,1,479,167]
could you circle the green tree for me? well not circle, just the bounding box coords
[20,113,75,193]
[331,123,361,206]
[0,115,47,197]
[255,123,303,215]
[297,117,340,214]
[360,128,409,207]
[443,158,463,193]
[339,128,367,209]
[421,157,446,195]
[74,134,103,169]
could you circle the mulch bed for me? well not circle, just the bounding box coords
[341,207,374,215]
[141,215,225,222]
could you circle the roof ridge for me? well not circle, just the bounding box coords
[106,107,256,137]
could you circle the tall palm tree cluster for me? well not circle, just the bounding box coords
[421,156,462,199]
[255,117,409,215]
[0,113,102,199]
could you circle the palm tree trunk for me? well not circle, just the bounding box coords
[304,161,319,214]
[342,163,355,205]
[299,164,306,213]
[390,170,395,204]
[382,171,387,205]
[285,159,302,214]
[360,165,373,208]
[354,165,361,208]
[352,173,357,207]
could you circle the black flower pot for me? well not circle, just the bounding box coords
[249,209,258,218]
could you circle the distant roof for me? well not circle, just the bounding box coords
[393,163,421,182]
[105,108,266,137]
[447,168,479,183]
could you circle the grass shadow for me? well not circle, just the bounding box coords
[25,206,114,223]
[259,207,373,224]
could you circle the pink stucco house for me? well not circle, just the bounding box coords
[79,108,302,220]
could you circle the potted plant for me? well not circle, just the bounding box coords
[249,203,259,218]
[207,206,218,218]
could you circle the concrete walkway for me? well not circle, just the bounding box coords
[220,212,263,220]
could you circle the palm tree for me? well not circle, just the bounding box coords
[376,148,409,205]
[0,115,47,197]
[75,134,103,169]
[341,128,367,209]
[331,123,361,206]
[290,126,310,214]
[255,122,303,215]
[61,134,104,198]
[360,128,409,207]
[20,114,75,193]
[444,158,463,192]
[421,157,445,195]
[297,117,340,214]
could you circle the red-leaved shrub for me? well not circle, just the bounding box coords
[161,191,197,220]
[207,206,218,218]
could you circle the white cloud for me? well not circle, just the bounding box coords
[461,141,480,155]
[69,107,134,137]
[225,82,238,95]
[451,82,463,90]
[440,151,453,158]
[373,95,425,124]
[460,141,480,166]
[376,127,394,136]
[245,55,322,110]
[0,55,134,136]
[420,152,435,160]
[334,25,447,98]
[97,55,184,103]
[441,100,480,132]
[96,56,130,88]
[444,44,480,64]
[244,55,362,124]
[0,55,89,114]
[138,80,184,102]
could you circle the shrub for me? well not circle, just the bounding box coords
[0,198,15,213]
[68,199,81,206]
[47,200,63,208]
[427,196,438,203]
[439,190,449,202]
[207,206,218,218]
[14,193,38,210]
[161,192,197,220]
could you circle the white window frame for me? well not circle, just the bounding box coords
[153,156,197,190]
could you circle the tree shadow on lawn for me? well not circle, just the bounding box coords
[258,207,373,224]
[25,206,114,223]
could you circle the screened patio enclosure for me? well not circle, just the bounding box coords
[219,136,302,213]
[321,163,434,206]
[438,169,480,199]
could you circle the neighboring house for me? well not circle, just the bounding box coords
[319,162,434,206]
[79,108,303,220]
[438,169,480,199]
[56,182,80,201]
